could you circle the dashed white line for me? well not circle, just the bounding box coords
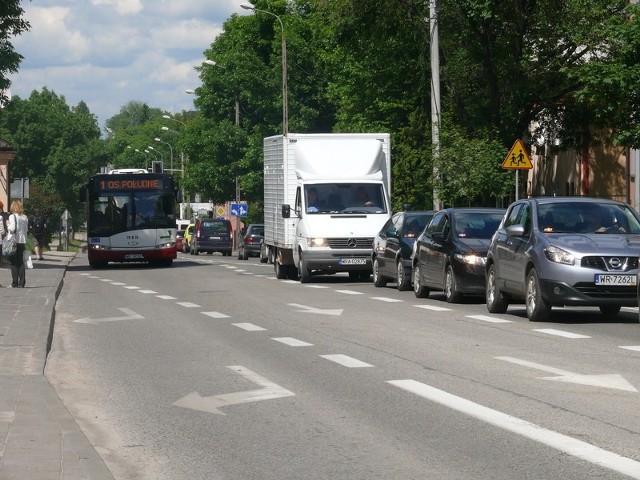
[233,323,266,331]
[304,285,329,289]
[272,337,313,347]
[371,297,403,303]
[413,304,452,312]
[110,282,126,286]
[176,302,201,308]
[320,354,373,368]
[202,311,230,319]
[533,329,591,339]
[335,290,364,295]
[466,314,512,324]
[620,346,640,352]
[388,379,640,479]
[124,286,140,290]
[138,289,158,294]
[156,295,177,300]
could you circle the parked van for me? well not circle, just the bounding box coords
[191,218,233,256]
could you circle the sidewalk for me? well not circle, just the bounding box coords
[0,250,115,480]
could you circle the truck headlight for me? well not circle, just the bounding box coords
[544,245,575,265]
[307,237,328,247]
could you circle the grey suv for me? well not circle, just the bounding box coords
[485,196,640,321]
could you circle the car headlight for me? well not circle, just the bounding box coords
[544,245,575,265]
[307,237,328,247]
[454,253,486,266]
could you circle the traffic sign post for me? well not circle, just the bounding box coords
[502,139,533,200]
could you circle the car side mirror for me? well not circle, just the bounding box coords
[387,227,398,238]
[505,224,525,237]
[432,231,446,242]
[282,204,291,218]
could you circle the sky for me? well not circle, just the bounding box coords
[8,0,248,132]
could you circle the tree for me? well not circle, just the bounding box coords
[0,1,30,106]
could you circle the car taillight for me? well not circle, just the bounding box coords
[245,237,254,244]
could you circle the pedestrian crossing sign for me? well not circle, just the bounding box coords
[502,139,533,170]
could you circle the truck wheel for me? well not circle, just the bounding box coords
[274,261,288,279]
[373,258,387,287]
[396,260,411,291]
[298,255,312,283]
[526,268,551,322]
[259,243,268,263]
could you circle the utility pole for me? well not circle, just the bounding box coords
[430,0,442,210]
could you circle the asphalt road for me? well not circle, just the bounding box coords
[46,252,640,480]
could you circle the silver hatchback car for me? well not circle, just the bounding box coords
[485,196,640,321]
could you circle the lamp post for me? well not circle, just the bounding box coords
[241,4,288,135]
[155,137,174,172]
[147,146,163,162]
[162,114,185,127]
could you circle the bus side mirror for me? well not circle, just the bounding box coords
[282,204,290,218]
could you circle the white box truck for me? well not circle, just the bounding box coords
[262,133,391,282]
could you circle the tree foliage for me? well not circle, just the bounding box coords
[0,0,29,106]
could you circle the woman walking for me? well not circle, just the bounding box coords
[7,200,29,288]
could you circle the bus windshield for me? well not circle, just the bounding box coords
[89,191,175,235]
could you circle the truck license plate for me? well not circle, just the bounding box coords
[594,274,636,286]
[339,258,367,265]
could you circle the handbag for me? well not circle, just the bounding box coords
[2,236,16,257]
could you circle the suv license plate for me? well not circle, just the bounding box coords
[339,258,367,265]
[594,274,637,286]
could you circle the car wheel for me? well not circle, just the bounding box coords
[397,260,411,291]
[526,268,551,322]
[444,265,462,303]
[413,263,430,298]
[241,248,249,260]
[373,258,387,287]
[486,264,509,313]
[599,305,621,316]
[298,254,312,283]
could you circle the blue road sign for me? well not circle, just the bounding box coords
[231,203,248,217]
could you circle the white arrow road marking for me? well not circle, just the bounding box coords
[174,365,294,415]
[74,308,144,325]
[496,356,637,392]
[288,303,343,316]
[388,380,640,479]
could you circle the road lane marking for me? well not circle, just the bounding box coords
[388,379,640,479]
[174,365,294,415]
[304,285,329,289]
[335,290,364,295]
[288,303,343,316]
[272,337,313,347]
[413,305,452,312]
[496,356,637,392]
[533,329,591,339]
[110,282,126,286]
[138,289,157,294]
[202,311,230,319]
[156,295,177,300]
[233,323,266,331]
[620,346,640,352]
[466,314,512,324]
[99,278,113,282]
[320,354,373,368]
[124,286,140,289]
[75,308,144,325]
[371,297,403,303]
[176,302,201,308]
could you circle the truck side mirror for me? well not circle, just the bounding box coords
[282,204,291,218]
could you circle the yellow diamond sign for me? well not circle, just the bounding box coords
[502,139,533,170]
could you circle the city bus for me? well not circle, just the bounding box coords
[80,169,181,268]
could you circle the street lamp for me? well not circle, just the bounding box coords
[147,146,163,162]
[240,4,288,135]
[155,137,174,172]
[202,59,240,127]
[162,114,185,127]
[161,126,178,134]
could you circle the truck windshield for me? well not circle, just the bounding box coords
[305,184,387,214]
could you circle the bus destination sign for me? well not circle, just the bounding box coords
[98,178,162,190]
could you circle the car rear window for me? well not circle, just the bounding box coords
[250,226,264,236]
[201,221,231,234]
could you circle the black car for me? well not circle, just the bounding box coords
[412,207,505,302]
[238,224,264,260]
[372,210,436,290]
[191,218,233,256]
